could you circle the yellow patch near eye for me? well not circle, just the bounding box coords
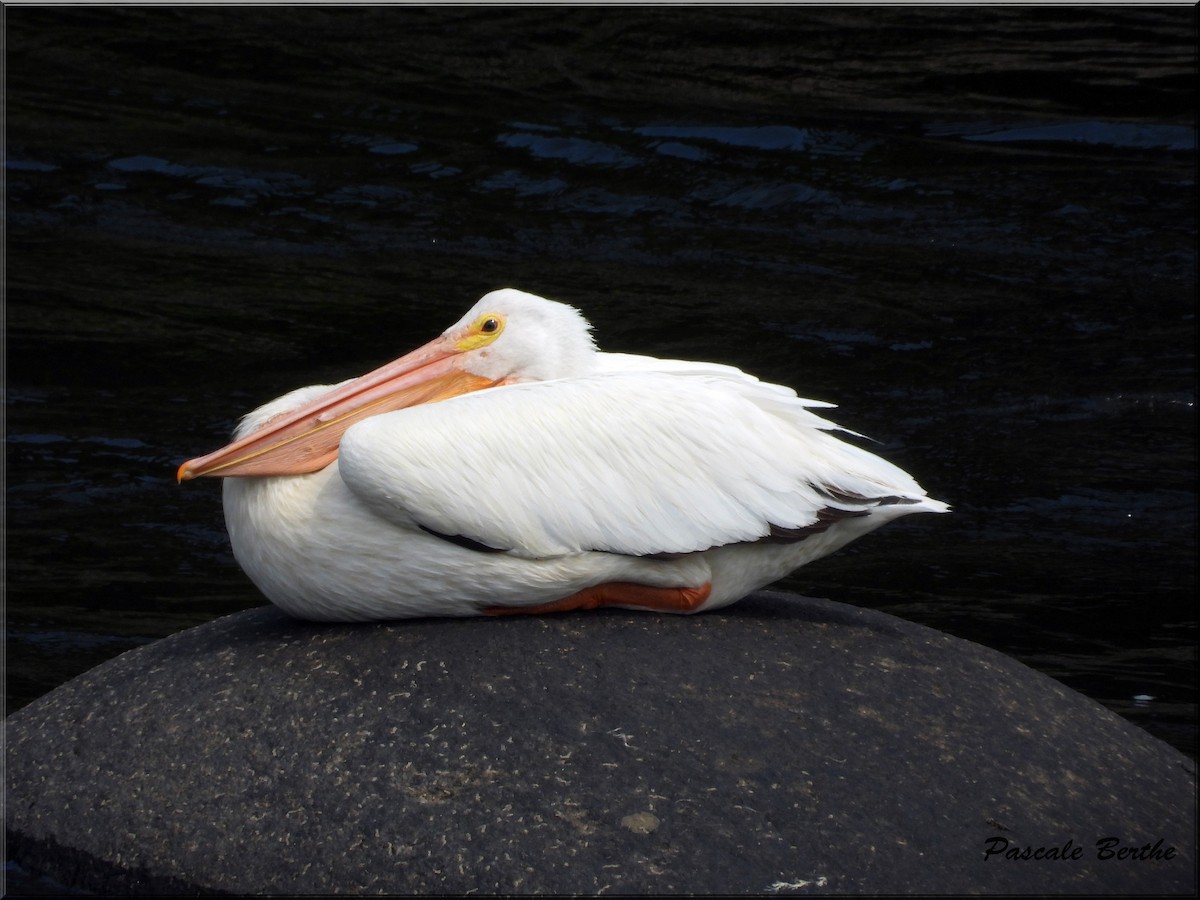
[456,312,506,351]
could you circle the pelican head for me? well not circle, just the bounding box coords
[177,289,597,481]
[444,289,596,383]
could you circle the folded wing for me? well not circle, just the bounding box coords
[338,370,944,559]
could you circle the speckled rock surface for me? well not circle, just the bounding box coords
[5,592,1195,895]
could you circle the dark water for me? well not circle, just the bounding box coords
[5,2,1195,784]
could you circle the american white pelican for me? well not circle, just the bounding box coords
[179,289,948,621]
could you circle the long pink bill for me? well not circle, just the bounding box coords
[177,338,498,481]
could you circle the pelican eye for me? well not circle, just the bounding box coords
[457,312,506,351]
[472,312,505,338]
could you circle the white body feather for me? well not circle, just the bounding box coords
[221,345,947,621]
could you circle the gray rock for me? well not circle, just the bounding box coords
[5,592,1195,895]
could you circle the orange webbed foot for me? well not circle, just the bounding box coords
[483,581,712,616]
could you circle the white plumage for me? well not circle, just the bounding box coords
[181,289,948,621]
